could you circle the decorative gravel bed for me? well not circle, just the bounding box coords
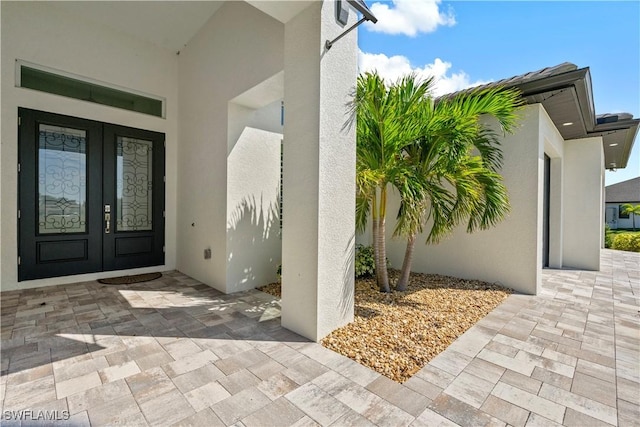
[258,270,511,383]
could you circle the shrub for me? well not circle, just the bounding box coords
[276,264,282,282]
[611,233,640,252]
[604,225,613,248]
[355,244,376,278]
[354,244,391,278]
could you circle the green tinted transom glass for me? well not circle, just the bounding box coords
[21,66,163,118]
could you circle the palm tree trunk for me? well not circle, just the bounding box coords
[371,195,381,287]
[377,216,390,292]
[396,233,416,291]
[376,187,390,293]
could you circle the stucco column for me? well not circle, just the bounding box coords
[562,137,604,270]
[281,1,357,341]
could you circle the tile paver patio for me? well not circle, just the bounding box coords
[1,249,638,426]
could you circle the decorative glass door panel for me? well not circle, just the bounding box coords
[19,108,165,281]
[117,137,153,232]
[38,124,88,234]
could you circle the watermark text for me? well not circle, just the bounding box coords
[2,410,70,422]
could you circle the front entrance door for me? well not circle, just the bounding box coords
[18,108,165,281]
[605,207,618,229]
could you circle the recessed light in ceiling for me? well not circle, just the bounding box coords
[562,122,573,126]
[609,143,618,147]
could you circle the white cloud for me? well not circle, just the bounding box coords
[364,0,456,37]
[358,50,491,96]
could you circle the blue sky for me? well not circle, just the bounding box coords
[357,0,640,185]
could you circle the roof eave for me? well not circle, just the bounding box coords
[516,67,596,132]
[592,119,640,169]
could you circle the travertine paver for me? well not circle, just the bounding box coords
[211,386,272,425]
[480,395,530,427]
[285,382,351,425]
[0,249,638,426]
[184,381,230,412]
[67,378,131,414]
[125,367,177,404]
[366,376,430,416]
[242,397,306,427]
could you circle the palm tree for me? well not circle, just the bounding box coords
[393,85,522,290]
[349,73,433,292]
[621,203,640,230]
[350,73,521,292]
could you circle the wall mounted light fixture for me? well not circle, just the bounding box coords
[326,0,377,50]
[336,0,350,25]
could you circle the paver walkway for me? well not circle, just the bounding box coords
[1,249,638,426]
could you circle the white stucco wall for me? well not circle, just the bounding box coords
[562,137,604,269]
[176,1,284,292]
[1,2,179,291]
[281,1,357,340]
[226,101,283,292]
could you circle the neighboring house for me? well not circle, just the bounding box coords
[1,1,374,342]
[605,177,640,229]
[359,63,639,296]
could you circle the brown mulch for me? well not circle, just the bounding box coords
[257,270,512,383]
[257,282,282,298]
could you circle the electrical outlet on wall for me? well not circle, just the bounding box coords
[204,248,212,259]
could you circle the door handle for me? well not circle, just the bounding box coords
[104,205,111,234]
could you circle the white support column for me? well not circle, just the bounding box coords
[281,1,357,341]
[562,137,604,270]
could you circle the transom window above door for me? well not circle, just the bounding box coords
[17,61,165,118]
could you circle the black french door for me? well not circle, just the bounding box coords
[18,108,165,281]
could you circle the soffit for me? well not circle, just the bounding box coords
[50,1,225,52]
[245,1,313,23]
[592,117,640,169]
[511,65,638,169]
[458,63,638,169]
[524,88,587,140]
[48,1,312,49]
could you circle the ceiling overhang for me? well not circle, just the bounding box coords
[49,1,225,52]
[514,66,638,169]
[245,1,313,23]
[48,1,314,51]
[450,63,638,170]
[591,115,640,170]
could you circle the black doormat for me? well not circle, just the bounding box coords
[98,272,162,285]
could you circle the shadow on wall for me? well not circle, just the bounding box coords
[338,234,356,319]
[226,191,281,292]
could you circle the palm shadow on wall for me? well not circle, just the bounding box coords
[226,189,281,292]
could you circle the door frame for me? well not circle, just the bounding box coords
[18,108,165,281]
[542,154,551,268]
[102,123,165,271]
